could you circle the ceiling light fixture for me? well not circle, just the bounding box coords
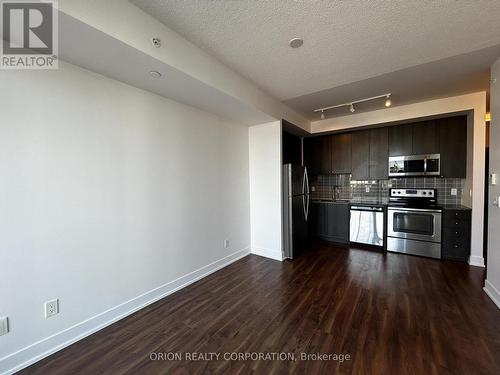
[320,110,325,119]
[314,92,392,117]
[289,38,304,48]
[149,70,162,78]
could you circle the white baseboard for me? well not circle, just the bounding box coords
[0,247,250,375]
[468,255,485,267]
[251,247,283,261]
[484,280,500,310]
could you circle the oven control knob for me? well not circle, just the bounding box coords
[422,192,427,195]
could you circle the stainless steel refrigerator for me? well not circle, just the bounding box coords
[282,164,309,259]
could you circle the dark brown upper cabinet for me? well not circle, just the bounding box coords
[351,128,388,180]
[351,130,370,180]
[331,133,351,174]
[369,127,388,179]
[321,135,333,174]
[282,130,302,166]
[439,116,467,178]
[412,120,439,155]
[303,137,320,176]
[305,115,466,178]
[304,136,332,175]
[388,124,413,156]
[389,121,439,156]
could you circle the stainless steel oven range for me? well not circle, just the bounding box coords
[387,188,442,259]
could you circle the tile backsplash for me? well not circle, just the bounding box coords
[310,174,464,205]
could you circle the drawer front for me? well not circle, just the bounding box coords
[443,210,471,224]
[442,226,471,241]
[443,217,470,231]
[442,241,470,261]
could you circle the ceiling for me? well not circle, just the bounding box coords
[58,12,276,126]
[285,45,500,120]
[130,0,500,120]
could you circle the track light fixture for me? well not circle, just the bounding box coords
[314,92,392,118]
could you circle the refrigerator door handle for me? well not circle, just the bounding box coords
[302,194,307,220]
[304,167,310,221]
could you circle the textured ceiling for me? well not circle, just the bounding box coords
[130,0,500,119]
[284,45,500,120]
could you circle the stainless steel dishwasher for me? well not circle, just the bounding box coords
[349,205,384,247]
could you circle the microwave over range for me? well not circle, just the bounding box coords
[388,154,440,177]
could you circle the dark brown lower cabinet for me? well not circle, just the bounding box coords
[309,202,349,244]
[441,208,471,262]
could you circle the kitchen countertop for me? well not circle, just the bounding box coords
[311,198,388,206]
[349,199,389,207]
[311,199,351,204]
[439,204,471,210]
[311,199,471,210]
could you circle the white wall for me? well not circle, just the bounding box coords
[311,92,487,267]
[249,122,283,261]
[0,62,251,373]
[485,58,500,309]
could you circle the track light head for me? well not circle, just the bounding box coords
[320,111,325,120]
[385,96,392,107]
[349,103,355,113]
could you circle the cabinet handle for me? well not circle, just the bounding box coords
[455,222,459,225]
[455,231,459,235]
[455,213,459,216]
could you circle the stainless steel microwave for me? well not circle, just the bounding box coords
[388,154,440,177]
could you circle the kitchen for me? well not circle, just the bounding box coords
[283,114,472,262]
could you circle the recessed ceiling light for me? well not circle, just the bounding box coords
[149,70,162,78]
[289,38,303,48]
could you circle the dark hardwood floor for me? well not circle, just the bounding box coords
[21,243,500,374]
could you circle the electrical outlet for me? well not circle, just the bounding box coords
[223,239,229,249]
[451,188,457,196]
[365,186,370,193]
[45,299,59,318]
[491,173,498,185]
[0,317,9,336]
[494,197,500,208]
[311,186,316,192]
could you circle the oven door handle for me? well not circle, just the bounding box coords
[388,207,442,214]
